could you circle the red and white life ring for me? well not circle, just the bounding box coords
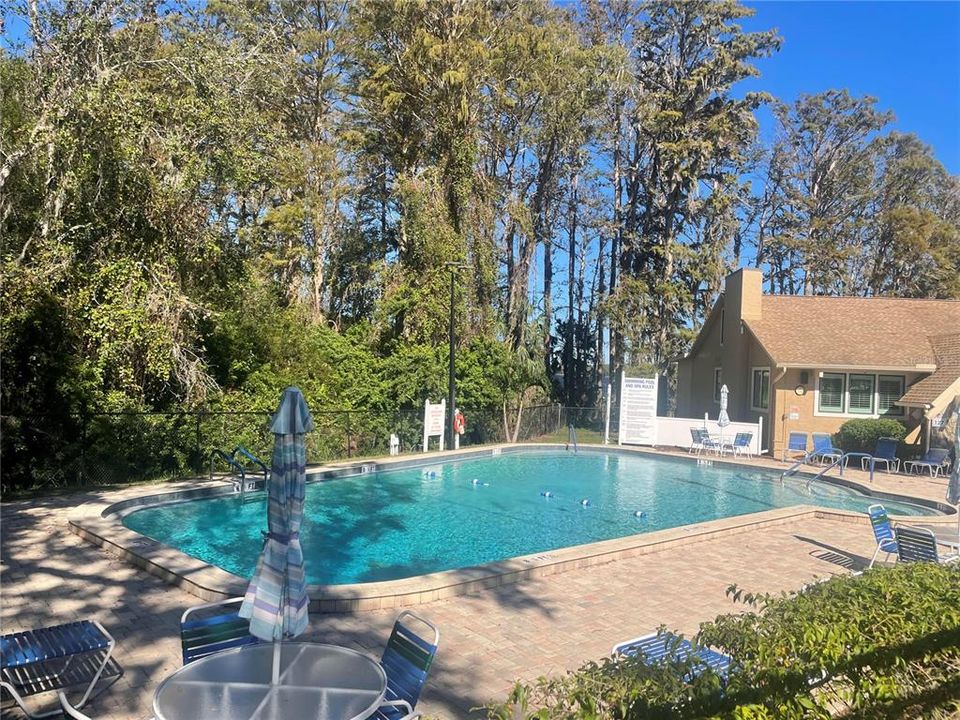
[453,410,466,435]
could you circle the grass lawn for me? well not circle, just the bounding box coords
[529,428,607,445]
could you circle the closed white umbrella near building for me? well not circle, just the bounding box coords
[717,384,731,454]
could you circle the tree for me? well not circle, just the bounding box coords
[864,133,960,298]
[605,0,779,375]
[758,90,893,294]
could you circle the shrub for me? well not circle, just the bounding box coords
[835,417,907,453]
[487,563,960,720]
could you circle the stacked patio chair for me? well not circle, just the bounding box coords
[903,448,951,478]
[867,504,898,568]
[0,620,122,718]
[374,611,439,720]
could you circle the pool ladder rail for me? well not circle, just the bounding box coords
[780,451,875,490]
[566,425,578,454]
[209,446,270,503]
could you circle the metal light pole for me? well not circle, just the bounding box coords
[445,262,468,450]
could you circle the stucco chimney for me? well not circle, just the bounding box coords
[725,268,763,322]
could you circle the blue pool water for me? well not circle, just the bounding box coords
[123,450,936,585]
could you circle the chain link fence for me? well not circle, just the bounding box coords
[0,403,608,494]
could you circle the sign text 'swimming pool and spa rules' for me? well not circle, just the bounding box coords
[618,376,658,446]
[423,399,446,452]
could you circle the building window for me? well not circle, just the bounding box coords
[848,374,875,415]
[713,368,723,403]
[878,375,905,415]
[818,373,845,413]
[720,308,725,346]
[751,368,770,410]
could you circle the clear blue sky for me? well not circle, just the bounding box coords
[739,1,960,174]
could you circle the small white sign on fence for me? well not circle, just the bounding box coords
[618,375,659,446]
[422,399,446,452]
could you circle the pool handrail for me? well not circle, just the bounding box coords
[232,446,270,485]
[780,451,816,483]
[209,449,245,481]
[209,449,248,500]
[781,451,875,487]
[566,425,578,454]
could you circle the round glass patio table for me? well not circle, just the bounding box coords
[153,642,387,720]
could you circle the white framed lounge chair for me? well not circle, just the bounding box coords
[612,631,732,681]
[58,692,93,719]
[374,611,439,720]
[861,437,901,474]
[867,504,898,568]
[894,526,959,564]
[783,432,807,462]
[689,428,721,456]
[0,620,121,719]
[903,448,950,478]
[810,433,843,466]
[724,432,754,458]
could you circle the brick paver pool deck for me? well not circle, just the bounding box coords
[2,449,955,719]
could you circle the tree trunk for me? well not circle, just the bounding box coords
[609,100,623,406]
[565,171,577,405]
[511,398,525,444]
[544,217,553,380]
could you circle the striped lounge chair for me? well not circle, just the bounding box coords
[867,504,898,568]
[894,526,959,564]
[1,620,121,718]
[612,631,732,681]
[180,597,259,666]
[375,611,439,720]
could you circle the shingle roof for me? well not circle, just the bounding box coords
[743,295,960,369]
[899,333,960,406]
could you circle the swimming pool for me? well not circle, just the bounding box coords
[122,449,936,585]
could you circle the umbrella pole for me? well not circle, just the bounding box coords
[272,585,285,685]
[272,640,281,685]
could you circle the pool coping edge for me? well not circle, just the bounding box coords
[67,443,955,613]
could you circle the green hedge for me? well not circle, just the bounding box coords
[835,418,908,453]
[488,563,960,719]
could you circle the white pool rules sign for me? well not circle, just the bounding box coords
[423,398,446,452]
[618,375,658,446]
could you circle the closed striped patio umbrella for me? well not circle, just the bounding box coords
[240,386,314,683]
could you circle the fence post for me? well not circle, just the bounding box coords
[346,411,353,459]
[757,414,764,456]
[79,407,88,487]
[604,381,612,444]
